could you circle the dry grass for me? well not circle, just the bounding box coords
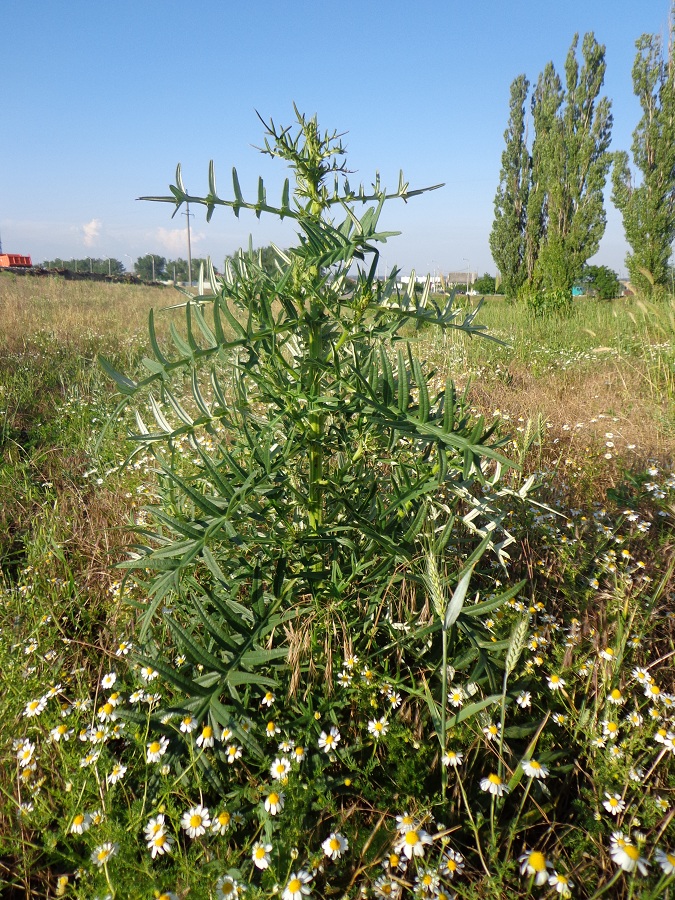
[0,272,181,353]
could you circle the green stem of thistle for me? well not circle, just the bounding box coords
[307,307,323,533]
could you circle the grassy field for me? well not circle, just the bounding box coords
[1,274,674,899]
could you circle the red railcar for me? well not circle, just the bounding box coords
[0,254,32,267]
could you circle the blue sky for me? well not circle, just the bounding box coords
[0,0,671,276]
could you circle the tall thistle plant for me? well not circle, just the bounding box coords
[102,110,519,779]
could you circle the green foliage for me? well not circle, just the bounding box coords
[473,272,499,295]
[522,285,574,318]
[134,254,166,281]
[612,28,675,297]
[42,257,125,275]
[494,34,613,302]
[580,264,621,300]
[490,74,530,300]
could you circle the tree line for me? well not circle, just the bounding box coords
[490,20,675,300]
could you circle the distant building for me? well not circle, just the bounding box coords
[398,272,477,291]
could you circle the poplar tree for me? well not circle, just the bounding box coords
[532,33,613,292]
[491,33,613,298]
[612,28,675,296]
[489,74,530,299]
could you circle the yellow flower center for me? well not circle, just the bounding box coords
[528,851,546,872]
[447,859,457,871]
[203,726,213,738]
[288,879,301,892]
[405,830,420,845]
[330,838,341,851]
[149,741,160,754]
[255,847,266,859]
[488,773,502,785]
[189,814,202,828]
[218,812,231,826]
[73,814,84,825]
[268,792,279,805]
[624,845,640,861]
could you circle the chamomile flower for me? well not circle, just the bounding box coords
[261,691,275,707]
[439,847,465,878]
[626,710,643,728]
[212,810,232,834]
[146,736,169,763]
[373,875,400,898]
[654,848,675,875]
[516,691,532,708]
[610,833,649,874]
[442,749,464,767]
[447,686,465,707]
[602,719,619,740]
[16,740,35,767]
[632,667,652,684]
[644,682,662,701]
[278,739,292,753]
[101,672,117,690]
[368,717,388,738]
[106,763,127,785]
[97,701,117,723]
[263,718,281,738]
[318,726,341,753]
[91,842,118,867]
[50,724,72,744]
[215,875,242,898]
[226,744,243,764]
[603,793,626,816]
[549,872,574,897]
[196,725,215,748]
[70,812,92,834]
[414,869,439,894]
[522,758,549,779]
[142,815,164,845]
[252,841,273,869]
[282,870,312,900]
[480,773,509,796]
[180,804,210,838]
[265,790,284,815]
[139,665,159,682]
[293,745,306,763]
[599,648,615,662]
[607,688,625,705]
[337,670,353,687]
[483,722,501,742]
[395,812,416,833]
[270,757,292,780]
[547,674,566,691]
[179,715,198,733]
[322,832,348,860]
[148,831,173,859]
[519,849,552,885]
[387,691,402,709]
[24,697,47,718]
[395,827,433,859]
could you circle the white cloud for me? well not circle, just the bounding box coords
[81,218,102,247]
[155,226,203,257]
